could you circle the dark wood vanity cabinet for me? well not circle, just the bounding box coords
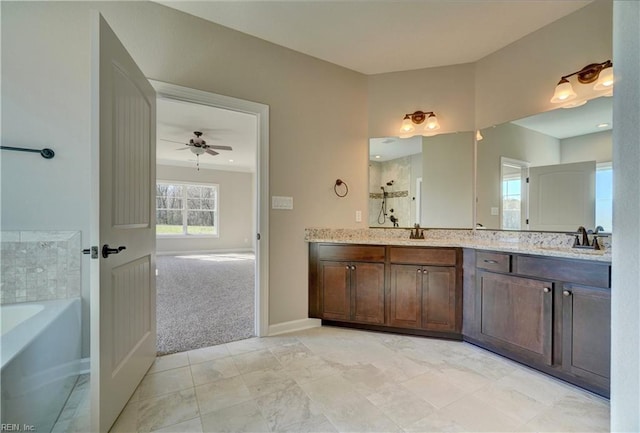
[311,244,385,325]
[476,271,554,366]
[309,243,461,337]
[561,283,611,391]
[465,249,611,397]
[388,247,460,333]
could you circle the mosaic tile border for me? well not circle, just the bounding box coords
[1,231,81,304]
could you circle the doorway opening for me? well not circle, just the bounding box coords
[151,81,269,355]
[500,157,530,230]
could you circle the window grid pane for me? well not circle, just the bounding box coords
[156,182,218,235]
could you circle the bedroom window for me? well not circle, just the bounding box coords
[156,182,218,236]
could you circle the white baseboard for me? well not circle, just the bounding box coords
[268,318,322,336]
[156,248,255,256]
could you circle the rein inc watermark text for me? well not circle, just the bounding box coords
[1,425,35,432]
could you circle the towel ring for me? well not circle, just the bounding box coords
[334,179,349,197]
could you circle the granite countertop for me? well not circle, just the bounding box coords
[305,228,612,263]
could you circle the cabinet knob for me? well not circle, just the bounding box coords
[345,265,350,269]
[563,290,572,297]
[423,270,428,274]
[351,265,356,270]
[543,287,550,293]
[417,269,422,273]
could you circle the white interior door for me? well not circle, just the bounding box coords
[528,161,595,231]
[91,13,156,433]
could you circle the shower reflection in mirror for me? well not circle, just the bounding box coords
[369,136,422,228]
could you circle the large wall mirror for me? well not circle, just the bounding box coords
[476,96,613,232]
[369,132,474,229]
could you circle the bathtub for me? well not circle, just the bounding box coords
[1,298,82,433]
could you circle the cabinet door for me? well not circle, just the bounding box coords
[388,264,422,328]
[562,284,610,391]
[319,261,351,321]
[422,266,457,332]
[351,262,385,324]
[478,272,553,365]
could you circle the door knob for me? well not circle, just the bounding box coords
[102,244,126,258]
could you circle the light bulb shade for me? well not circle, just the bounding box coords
[424,114,440,131]
[400,117,415,133]
[190,146,206,156]
[550,79,577,103]
[593,65,614,90]
[476,130,483,141]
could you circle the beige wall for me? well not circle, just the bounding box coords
[475,0,613,129]
[156,165,254,254]
[367,63,476,138]
[1,1,368,329]
[477,123,560,229]
[560,130,612,163]
[1,0,615,333]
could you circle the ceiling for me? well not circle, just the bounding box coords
[157,0,591,75]
[511,96,612,139]
[369,136,421,162]
[157,98,257,172]
[155,0,596,169]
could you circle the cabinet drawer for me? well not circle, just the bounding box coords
[389,247,457,266]
[476,251,511,273]
[514,256,610,288]
[317,244,385,262]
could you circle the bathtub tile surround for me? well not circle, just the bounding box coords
[0,230,81,304]
[304,227,612,261]
[109,327,609,433]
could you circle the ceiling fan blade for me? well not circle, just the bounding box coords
[176,147,191,151]
[205,149,219,156]
[160,138,187,145]
[208,145,233,151]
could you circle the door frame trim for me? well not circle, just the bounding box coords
[149,80,270,337]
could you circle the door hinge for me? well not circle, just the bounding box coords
[526,219,530,225]
[82,246,99,259]
[257,233,261,240]
[526,177,530,183]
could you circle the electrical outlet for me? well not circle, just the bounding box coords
[355,210,362,222]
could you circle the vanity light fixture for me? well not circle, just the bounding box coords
[476,130,483,141]
[400,111,440,137]
[550,60,614,104]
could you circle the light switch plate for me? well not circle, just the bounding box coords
[355,210,362,222]
[491,207,499,216]
[272,196,294,210]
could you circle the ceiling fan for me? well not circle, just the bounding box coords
[160,131,233,170]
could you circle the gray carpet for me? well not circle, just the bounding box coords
[156,253,255,355]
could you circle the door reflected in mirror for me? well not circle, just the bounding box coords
[477,96,612,232]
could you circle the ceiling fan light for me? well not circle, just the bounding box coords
[593,65,614,90]
[400,116,415,134]
[424,114,440,131]
[190,147,206,156]
[550,78,577,103]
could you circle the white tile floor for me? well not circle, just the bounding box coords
[109,326,610,433]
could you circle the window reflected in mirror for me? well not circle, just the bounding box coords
[477,96,612,232]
